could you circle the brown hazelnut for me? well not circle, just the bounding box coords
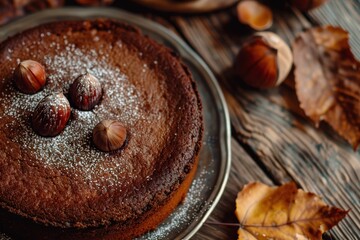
[69,73,102,111]
[32,93,71,137]
[92,120,127,152]
[14,60,46,94]
[234,32,293,89]
[237,1,273,31]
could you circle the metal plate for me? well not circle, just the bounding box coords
[0,8,231,240]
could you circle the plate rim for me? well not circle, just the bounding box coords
[0,7,232,240]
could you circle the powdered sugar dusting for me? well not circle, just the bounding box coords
[0,32,145,187]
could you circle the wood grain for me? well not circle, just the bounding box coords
[172,4,360,239]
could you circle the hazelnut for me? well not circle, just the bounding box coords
[92,120,127,152]
[14,60,46,94]
[32,93,71,137]
[237,1,273,31]
[69,73,102,111]
[234,32,293,89]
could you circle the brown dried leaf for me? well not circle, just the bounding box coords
[293,26,360,150]
[235,182,348,240]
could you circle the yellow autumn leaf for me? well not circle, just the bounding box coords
[235,182,348,240]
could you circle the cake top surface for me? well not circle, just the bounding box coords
[0,19,202,227]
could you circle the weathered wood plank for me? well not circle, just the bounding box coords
[174,3,360,239]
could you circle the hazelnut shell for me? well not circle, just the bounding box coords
[92,120,127,152]
[69,73,102,111]
[237,1,273,31]
[14,60,46,94]
[32,93,71,137]
[234,32,293,89]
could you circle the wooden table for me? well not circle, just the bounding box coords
[1,1,359,239]
[115,1,360,239]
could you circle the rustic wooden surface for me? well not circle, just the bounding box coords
[1,0,359,239]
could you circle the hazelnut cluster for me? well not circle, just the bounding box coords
[14,60,127,152]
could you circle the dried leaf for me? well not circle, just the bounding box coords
[293,26,360,150]
[235,182,348,240]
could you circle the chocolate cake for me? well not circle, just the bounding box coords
[0,19,203,239]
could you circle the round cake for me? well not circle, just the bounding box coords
[0,19,203,239]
